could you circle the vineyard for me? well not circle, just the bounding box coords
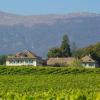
[0,66,100,100]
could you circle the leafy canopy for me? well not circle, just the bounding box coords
[47,34,71,58]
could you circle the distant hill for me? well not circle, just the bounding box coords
[0,11,100,57]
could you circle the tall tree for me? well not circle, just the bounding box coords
[60,34,71,57]
[47,34,71,58]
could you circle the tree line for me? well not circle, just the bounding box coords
[47,34,100,65]
[74,42,100,64]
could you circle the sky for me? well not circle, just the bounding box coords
[0,0,100,15]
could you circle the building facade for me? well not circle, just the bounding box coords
[80,55,98,68]
[6,50,43,66]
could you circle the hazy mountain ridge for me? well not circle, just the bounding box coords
[0,12,100,26]
[0,11,100,57]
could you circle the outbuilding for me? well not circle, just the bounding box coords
[80,55,98,68]
[47,57,75,66]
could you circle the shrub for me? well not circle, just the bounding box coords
[69,59,83,68]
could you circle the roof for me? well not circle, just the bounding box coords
[7,50,41,59]
[81,55,96,63]
[47,57,75,65]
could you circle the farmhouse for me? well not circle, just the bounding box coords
[47,57,75,66]
[6,50,43,66]
[80,55,98,68]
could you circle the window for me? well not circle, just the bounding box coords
[89,63,94,66]
[29,60,33,63]
[25,60,28,63]
[9,60,13,64]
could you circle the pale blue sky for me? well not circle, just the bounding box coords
[0,0,100,15]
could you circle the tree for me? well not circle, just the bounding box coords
[74,42,100,65]
[0,55,7,65]
[47,34,71,58]
[60,34,71,57]
[91,42,100,64]
[69,59,83,67]
[47,47,62,58]
[71,42,77,56]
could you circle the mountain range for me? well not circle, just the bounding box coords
[0,11,100,57]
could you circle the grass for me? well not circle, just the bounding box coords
[0,66,100,99]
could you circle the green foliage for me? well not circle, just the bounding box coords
[69,59,83,68]
[0,55,7,65]
[74,42,100,65]
[71,42,77,56]
[0,66,100,75]
[47,34,71,58]
[47,47,62,58]
[0,66,99,99]
[73,48,85,59]
[60,34,71,57]
[92,42,100,64]
[0,91,99,100]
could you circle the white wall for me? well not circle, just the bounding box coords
[82,62,96,68]
[6,59,37,66]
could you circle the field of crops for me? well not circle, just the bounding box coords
[0,66,100,100]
